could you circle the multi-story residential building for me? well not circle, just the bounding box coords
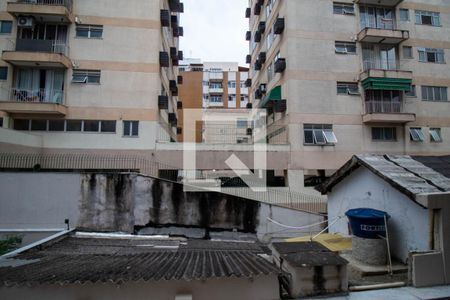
[0,0,183,151]
[177,59,250,142]
[247,0,450,187]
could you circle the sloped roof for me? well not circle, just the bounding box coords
[272,242,348,267]
[0,234,279,287]
[316,155,450,205]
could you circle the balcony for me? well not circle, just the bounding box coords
[209,72,223,81]
[355,0,403,6]
[358,27,409,44]
[209,87,224,94]
[363,101,415,123]
[360,59,412,91]
[7,0,74,23]
[2,39,70,68]
[0,88,67,115]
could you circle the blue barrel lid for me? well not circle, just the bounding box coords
[345,208,390,220]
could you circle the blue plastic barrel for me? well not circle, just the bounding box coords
[345,208,390,239]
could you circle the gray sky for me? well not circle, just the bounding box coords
[180,0,249,66]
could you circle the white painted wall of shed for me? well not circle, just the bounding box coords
[327,167,430,263]
[0,172,81,230]
[0,276,279,300]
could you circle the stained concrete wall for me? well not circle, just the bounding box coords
[0,276,279,300]
[0,172,324,241]
[328,167,429,263]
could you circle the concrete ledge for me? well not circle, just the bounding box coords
[360,69,413,81]
[362,113,416,124]
[2,51,71,69]
[0,101,67,115]
[7,2,74,22]
[358,28,409,44]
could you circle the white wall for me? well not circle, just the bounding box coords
[328,167,430,263]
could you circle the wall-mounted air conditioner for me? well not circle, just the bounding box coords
[18,16,35,28]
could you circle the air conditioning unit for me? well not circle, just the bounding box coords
[18,16,35,28]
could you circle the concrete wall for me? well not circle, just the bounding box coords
[327,167,430,263]
[0,172,324,241]
[0,276,279,300]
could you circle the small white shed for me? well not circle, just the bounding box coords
[317,154,450,287]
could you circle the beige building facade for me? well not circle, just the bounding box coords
[247,0,450,186]
[0,0,183,149]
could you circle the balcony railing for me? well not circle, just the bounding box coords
[9,88,64,104]
[365,101,402,114]
[361,17,396,30]
[15,0,73,12]
[363,58,399,71]
[16,39,69,56]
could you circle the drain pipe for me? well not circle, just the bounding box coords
[349,282,406,292]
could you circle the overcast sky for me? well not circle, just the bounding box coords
[180,0,249,66]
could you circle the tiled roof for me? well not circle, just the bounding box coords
[0,235,279,287]
[317,155,450,204]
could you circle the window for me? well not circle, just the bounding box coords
[422,86,448,102]
[123,121,139,137]
[83,120,100,132]
[430,128,442,143]
[418,48,445,64]
[72,70,101,84]
[66,120,82,132]
[403,46,413,59]
[13,119,30,131]
[0,67,7,80]
[267,29,274,50]
[405,85,417,97]
[410,127,425,142]
[0,118,3,128]
[304,124,337,145]
[228,81,236,88]
[202,81,208,86]
[333,3,355,15]
[399,9,410,21]
[210,96,222,103]
[237,119,248,128]
[209,82,222,89]
[76,25,103,38]
[0,21,12,34]
[228,94,236,101]
[337,82,359,95]
[49,120,65,131]
[31,120,47,131]
[267,63,273,82]
[372,127,396,141]
[415,10,440,26]
[335,41,356,54]
[101,121,116,133]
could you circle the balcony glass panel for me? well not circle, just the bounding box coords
[365,90,402,113]
[362,44,399,71]
[360,6,396,30]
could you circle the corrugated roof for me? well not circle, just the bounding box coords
[317,155,450,205]
[0,235,279,287]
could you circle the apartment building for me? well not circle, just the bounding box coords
[177,59,250,142]
[0,0,183,151]
[247,0,450,186]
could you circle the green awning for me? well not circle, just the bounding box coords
[362,77,412,91]
[259,85,282,108]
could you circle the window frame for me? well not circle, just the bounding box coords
[72,69,101,84]
[0,66,7,80]
[333,3,355,15]
[421,86,448,102]
[337,82,359,95]
[335,41,357,54]
[399,9,410,21]
[403,46,413,59]
[415,10,440,27]
[75,24,104,39]
[304,124,337,146]
[409,127,425,142]
[418,48,445,64]
[405,85,417,97]
[123,120,139,137]
[429,128,442,143]
[0,20,12,34]
[371,127,397,141]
